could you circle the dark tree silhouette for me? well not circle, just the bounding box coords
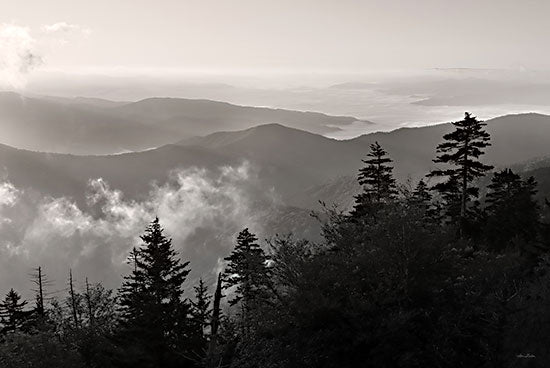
[352,141,397,218]
[429,112,493,224]
[0,289,28,333]
[411,179,431,205]
[117,217,191,367]
[30,266,48,318]
[224,228,271,327]
[485,169,539,250]
[189,278,212,356]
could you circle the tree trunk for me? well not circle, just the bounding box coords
[206,273,223,368]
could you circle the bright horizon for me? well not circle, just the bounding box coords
[3,0,550,137]
[3,0,550,85]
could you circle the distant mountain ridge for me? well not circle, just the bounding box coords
[0,92,371,155]
[2,112,550,210]
[2,111,550,284]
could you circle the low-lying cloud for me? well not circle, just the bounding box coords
[0,163,274,300]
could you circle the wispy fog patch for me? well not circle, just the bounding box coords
[0,162,272,298]
[42,22,91,36]
[41,22,92,47]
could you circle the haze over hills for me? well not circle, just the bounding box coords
[179,112,550,182]
[2,112,550,208]
[111,97,371,137]
[3,109,550,301]
[0,92,370,155]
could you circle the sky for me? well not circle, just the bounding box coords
[2,0,550,76]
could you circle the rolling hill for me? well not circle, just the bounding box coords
[2,112,550,294]
[3,112,550,210]
[0,92,370,155]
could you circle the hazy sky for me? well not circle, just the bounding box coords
[2,0,550,75]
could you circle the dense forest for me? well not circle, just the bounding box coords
[2,112,550,367]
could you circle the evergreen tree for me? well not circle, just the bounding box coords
[411,179,431,205]
[429,112,493,224]
[351,141,397,218]
[0,289,28,333]
[117,217,192,367]
[224,229,271,325]
[190,278,211,340]
[485,169,539,250]
[408,178,438,223]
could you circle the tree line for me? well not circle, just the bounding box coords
[2,112,550,367]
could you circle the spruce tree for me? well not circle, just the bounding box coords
[0,289,28,333]
[189,278,212,359]
[429,112,493,224]
[485,169,539,249]
[411,179,432,205]
[224,228,271,324]
[118,217,191,367]
[408,178,437,222]
[190,278,211,339]
[352,141,397,218]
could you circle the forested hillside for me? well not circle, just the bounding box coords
[2,112,550,367]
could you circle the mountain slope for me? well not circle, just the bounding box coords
[3,113,550,209]
[0,92,170,154]
[0,92,369,154]
[111,97,371,137]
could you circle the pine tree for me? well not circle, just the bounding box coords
[117,217,192,367]
[224,229,271,325]
[408,179,438,223]
[411,179,432,205]
[0,289,28,333]
[190,278,211,340]
[352,141,397,218]
[429,112,493,224]
[485,169,539,249]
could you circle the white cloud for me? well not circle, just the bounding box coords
[0,163,272,296]
[41,22,91,37]
[0,21,91,89]
[0,23,43,88]
[0,182,19,208]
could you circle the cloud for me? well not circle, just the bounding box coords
[0,182,20,226]
[0,21,91,89]
[0,23,43,88]
[0,182,19,208]
[0,163,273,298]
[41,22,91,37]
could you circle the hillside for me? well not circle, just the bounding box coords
[2,113,550,210]
[112,97,372,137]
[0,92,369,155]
